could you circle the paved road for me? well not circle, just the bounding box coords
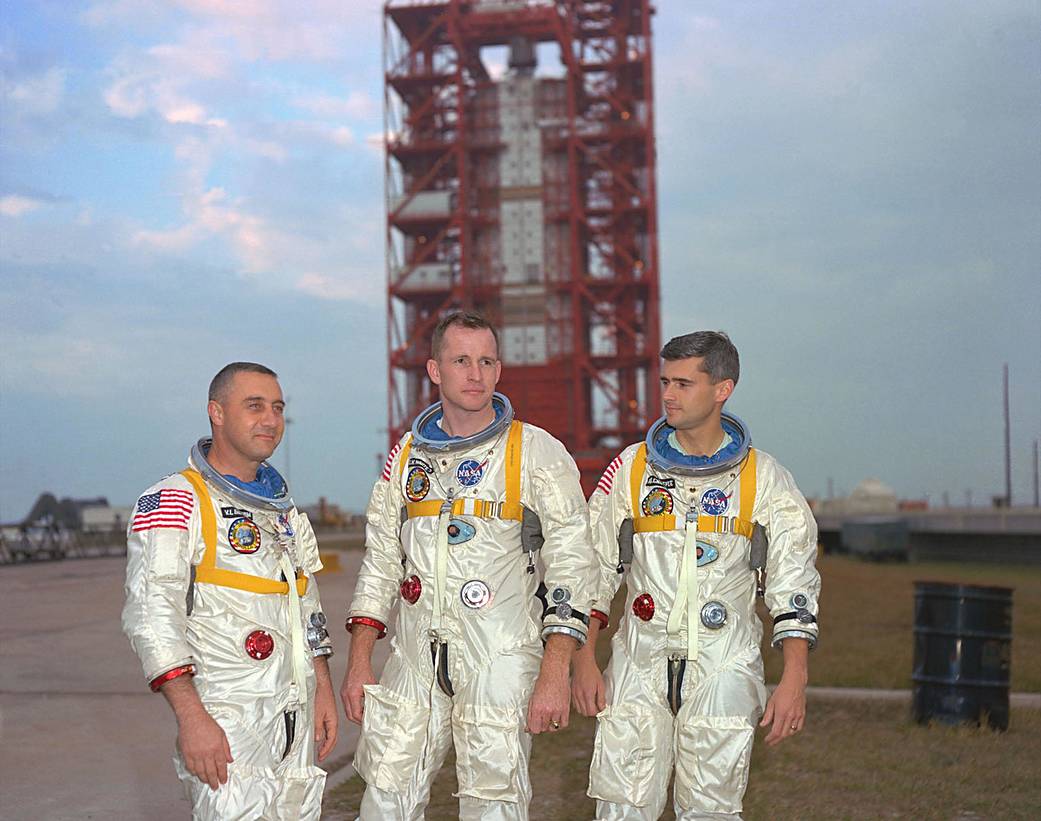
[0,552,382,821]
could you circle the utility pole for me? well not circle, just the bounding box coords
[1003,363,1011,506]
[1033,439,1039,508]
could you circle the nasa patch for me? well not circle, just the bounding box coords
[456,459,486,487]
[641,488,674,516]
[700,488,731,515]
[405,467,430,502]
[228,517,262,554]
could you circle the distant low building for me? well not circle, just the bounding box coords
[81,505,133,533]
[814,478,903,517]
[299,497,364,530]
[9,493,129,531]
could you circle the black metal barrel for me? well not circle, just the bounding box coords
[912,581,1013,730]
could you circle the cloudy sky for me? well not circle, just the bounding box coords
[2,0,1038,521]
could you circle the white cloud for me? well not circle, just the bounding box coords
[0,195,47,217]
[328,126,353,146]
[1,307,138,399]
[1,66,66,115]
[103,50,220,125]
[279,121,354,148]
[293,90,378,120]
[147,42,229,79]
[132,221,199,251]
[364,131,387,155]
[88,0,382,62]
[241,136,288,160]
[129,180,384,305]
[133,185,275,272]
[163,101,208,124]
[81,0,164,26]
[296,273,360,301]
[486,60,506,81]
[41,2,386,310]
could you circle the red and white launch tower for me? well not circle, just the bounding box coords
[384,0,661,490]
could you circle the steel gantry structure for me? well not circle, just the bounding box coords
[384,0,661,490]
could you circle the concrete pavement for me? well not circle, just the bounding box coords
[0,551,383,820]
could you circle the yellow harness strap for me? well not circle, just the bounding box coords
[180,469,308,596]
[629,444,758,536]
[630,443,758,661]
[398,420,524,522]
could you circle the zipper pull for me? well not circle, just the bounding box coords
[440,487,455,516]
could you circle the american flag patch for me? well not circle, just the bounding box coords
[380,440,405,482]
[131,488,194,532]
[596,454,624,495]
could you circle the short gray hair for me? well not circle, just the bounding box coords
[660,331,739,385]
[208,362,278,402]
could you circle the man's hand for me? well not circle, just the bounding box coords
[341,623,379,725]
[160,674,233,791]
[174,701,234,790]
[313,657,338,761]
[177,710,233,790]
[571,652,606,717]
[759,637,809,747]
[571,621,606,717]
[527,634,577,734]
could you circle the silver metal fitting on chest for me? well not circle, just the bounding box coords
[460,579,491,609]
[700,600,728,629]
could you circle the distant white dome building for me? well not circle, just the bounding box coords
[845,478,899,515]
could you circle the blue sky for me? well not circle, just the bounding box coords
[2,0,1039,520]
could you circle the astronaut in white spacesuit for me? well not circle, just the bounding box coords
[341,311,596,821]
[122,362,338,820]
[572,331,820,820]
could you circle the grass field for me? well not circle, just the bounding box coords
[773,555,1041,691]
[325,701,1041,820]
[325,555,1041,819]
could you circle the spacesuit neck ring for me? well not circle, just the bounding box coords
[189,438,295,512]
[644,411,752,477]
[410,392,515,453]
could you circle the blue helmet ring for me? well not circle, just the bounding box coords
[410,392,515,453]
[644,411,752,477]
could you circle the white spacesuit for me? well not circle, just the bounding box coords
[347,394,594,820]
[586,414,819,820]
[123,439,333,820]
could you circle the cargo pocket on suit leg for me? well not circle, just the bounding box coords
[674,714,755,815]
[587,704,666,807]
[353,684,430,794]
[452,703,524,803]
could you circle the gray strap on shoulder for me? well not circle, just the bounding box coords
[521,506,544,553]
[617,518,634,567]
[186,565,196,616]
[749,522,768,597]
[749,523,768,571]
